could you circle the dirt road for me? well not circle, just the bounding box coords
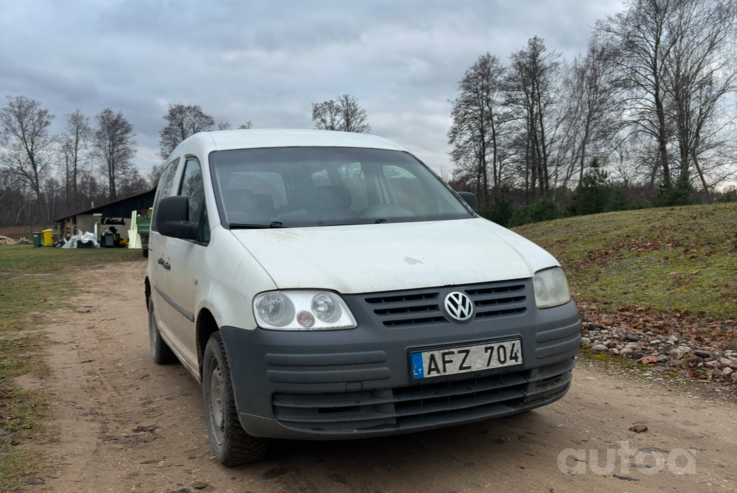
[22,262,737,492]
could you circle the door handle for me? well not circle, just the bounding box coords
[158,258,165,265]
[163,262,171,270]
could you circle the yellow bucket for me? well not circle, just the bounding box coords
[42,229,53,246]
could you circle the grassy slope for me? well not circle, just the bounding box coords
[0,245,143,491]
[513,203,737,320]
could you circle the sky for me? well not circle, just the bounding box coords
[0,0,627,177]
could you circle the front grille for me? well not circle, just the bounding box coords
[272,359,574,433]
[365,292,446,327]
[467,283,527,318]
[365,293,438,304]
[360,281,528,327]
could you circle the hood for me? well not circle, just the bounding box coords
[230,218,559,294]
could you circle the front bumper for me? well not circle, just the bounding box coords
[220,279,580,440]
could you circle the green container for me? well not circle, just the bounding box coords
[32,232,42,248]
[137,217,151,234]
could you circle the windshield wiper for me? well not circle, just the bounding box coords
[230,221,283,229]
[374,219,387,224]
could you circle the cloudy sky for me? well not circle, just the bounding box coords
[0,0,626,177]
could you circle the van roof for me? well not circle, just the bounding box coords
[177,129,408,154]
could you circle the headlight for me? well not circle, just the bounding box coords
[533,267,571,309]
[253,291,357,330]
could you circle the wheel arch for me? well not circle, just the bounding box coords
[196,308,220,376]
[144,276,151,311]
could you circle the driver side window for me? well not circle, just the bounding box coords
[151,158,180,232]
[178,158,209,244]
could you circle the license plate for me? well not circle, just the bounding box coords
[411,339,523,380]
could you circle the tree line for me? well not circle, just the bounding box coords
[0,97,146,229]
[0,93,369,229]
[448,0,737,225]
[0,100,261,229]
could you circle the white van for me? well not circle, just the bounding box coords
[145,129,580,466]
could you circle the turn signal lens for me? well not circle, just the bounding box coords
[297,310,315,328]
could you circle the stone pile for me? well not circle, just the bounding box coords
[581,321,737,383]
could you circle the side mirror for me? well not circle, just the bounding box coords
[157,196,197,240]
[457,191,478,212]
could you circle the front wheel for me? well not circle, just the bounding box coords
[203,332,267,466]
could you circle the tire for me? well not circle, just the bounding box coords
[203,332,267,466]
[148,298,177,364]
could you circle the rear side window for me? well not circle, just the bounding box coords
[151,158,180,232]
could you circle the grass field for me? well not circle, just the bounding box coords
[0,245,143,491]
[513,203,737,320]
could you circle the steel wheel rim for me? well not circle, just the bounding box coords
[209,364,225,444]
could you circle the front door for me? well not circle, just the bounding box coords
[149,158,182,352]
[165,157,209,372]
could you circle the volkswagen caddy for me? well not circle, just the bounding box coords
[145,129,580,466]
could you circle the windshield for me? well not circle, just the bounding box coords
[209,147,473,228]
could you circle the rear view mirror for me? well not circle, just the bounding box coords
[457,191,478,212]
[157,196,197,240]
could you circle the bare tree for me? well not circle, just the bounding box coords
[217,121,253,130]
[118,167,149,198]
[558,39,622,187]
[91,108,137,201]
[597,0,679,188]
[0,171,28,228]
[664,0,737,191]
[448,53,508,206]
[159,104,214,159]
[58,109,91,210]
[312,95,370,133]
[608,131,659,186]
[506,37,561,202]
[0,95,55,222]
[312,100,341,130]
[336,94,371,133]
[148,163,164,188]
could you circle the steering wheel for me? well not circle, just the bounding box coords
[357,204,414,219]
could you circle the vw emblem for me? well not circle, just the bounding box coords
[444,292,474,321]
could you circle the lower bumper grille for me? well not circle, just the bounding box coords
[272,359,574,433]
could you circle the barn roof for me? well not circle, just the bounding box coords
[53,188,157,222]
